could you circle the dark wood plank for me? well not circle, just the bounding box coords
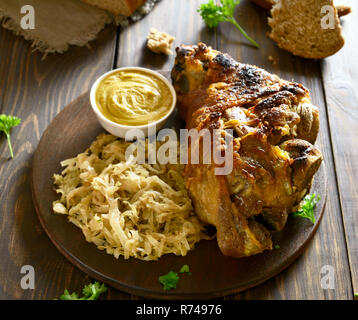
[217,0,352,299]
[321,0,358,295]
[116,0,216,69]
[0,25,130,299]
[0,26,15,108]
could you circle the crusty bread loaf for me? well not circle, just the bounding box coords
[268,0,345,59]
[251,0,351,17]
[81,0,145,16]
[251,0,275,10]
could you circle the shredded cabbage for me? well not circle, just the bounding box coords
[53,134,210,261]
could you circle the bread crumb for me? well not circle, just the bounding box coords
[147,28,175,55]
[336,5,352,17]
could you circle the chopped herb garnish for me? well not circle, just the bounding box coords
[159,271,180,290]
[59,281,108,300]
[180,264,191,275]
[292,193,321,224]
[198,0,259,47]
[159,266,192,290]
[274,245,280,249]
[0,114,21,158]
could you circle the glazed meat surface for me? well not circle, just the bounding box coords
[171,43,323,258]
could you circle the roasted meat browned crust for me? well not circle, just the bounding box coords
[171,43,323,258]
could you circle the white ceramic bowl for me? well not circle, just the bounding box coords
[90,67,176,139]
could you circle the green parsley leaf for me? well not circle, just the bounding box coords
[0,114,21,158]
[292,193,321,224]
[274,245,280,249]
[159,271,179,290]
[198,0,259,47]
[59,281,108,300]
[82,282,108,300]
[59,289,80,300]
[180,264,191,275]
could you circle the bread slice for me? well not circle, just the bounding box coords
[81,0,146,16]
[268,0,345,59]
[251,0,351,17]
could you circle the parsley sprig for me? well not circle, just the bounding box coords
[180,264,191,275]
[159,271,180,291]
[159,265,192,290]
[292,193,321,224]
[0,114,21,158]
[59,281,108,300]
[198,0,259,47]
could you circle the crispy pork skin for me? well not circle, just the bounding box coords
[171,43,322,258]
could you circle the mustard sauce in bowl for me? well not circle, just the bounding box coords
[95,69,173,126]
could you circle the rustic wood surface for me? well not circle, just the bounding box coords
[0,0,356,299]
[321,0,358,296]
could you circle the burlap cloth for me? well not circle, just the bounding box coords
[0,0,159,56]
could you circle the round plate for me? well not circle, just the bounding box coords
[31,92,327,299]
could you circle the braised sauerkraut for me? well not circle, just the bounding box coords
[52,134,209,261]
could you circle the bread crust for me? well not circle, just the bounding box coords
[250,0,275,10]
[81,0,146,16]
[251,0,352,17]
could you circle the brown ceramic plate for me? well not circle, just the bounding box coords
[31,90,327,300]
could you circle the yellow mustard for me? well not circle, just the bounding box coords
[95,69,173,126]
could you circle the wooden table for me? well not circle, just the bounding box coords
[0,0,357,300]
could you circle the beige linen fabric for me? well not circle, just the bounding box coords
[0,0,112,55]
